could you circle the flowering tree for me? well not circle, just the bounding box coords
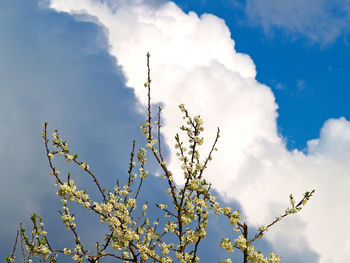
[6,53,314,263]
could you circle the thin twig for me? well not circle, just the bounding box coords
[146,52,152,142]
[19,223,26,263]
[198,127,220,179]
[9,228,19,261]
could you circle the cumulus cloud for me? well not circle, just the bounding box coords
[245,0,350,44]
[0,0,148,255]
[48,0,350,262]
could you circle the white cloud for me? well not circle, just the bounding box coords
[245,0,350,44]
[49,0,350,262]
[296,79,306,90]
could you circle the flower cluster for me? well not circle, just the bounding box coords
[220,238,234,253]
[8,53,314,263]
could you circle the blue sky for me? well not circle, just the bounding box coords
[173,0,350,150]
[1,0,350,262]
